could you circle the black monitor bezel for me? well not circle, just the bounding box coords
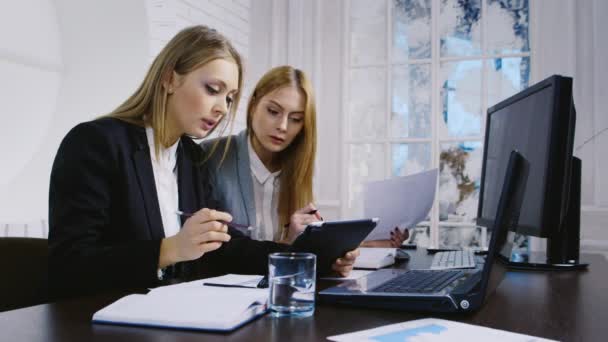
[477,75,575,238]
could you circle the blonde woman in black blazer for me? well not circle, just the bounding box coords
[48,26,358,299]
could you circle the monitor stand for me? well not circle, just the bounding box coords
[506,157,589,271]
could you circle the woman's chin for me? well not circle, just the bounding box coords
[263,142,286,153]
[186,130,208,139]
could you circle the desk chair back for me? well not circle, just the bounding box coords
[0,237,48,312]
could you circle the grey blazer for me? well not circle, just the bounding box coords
[200,130,256,236]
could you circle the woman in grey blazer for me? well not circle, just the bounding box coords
[201,66,407,249]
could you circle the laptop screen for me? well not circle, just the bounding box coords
[478,151,529,302]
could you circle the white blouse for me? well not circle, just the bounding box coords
[248,139,281,241]
[145,126,181,238]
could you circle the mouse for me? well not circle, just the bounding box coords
[395,249,410,261]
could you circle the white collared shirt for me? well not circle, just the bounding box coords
[145,126,181,238]
[248,139,281,241]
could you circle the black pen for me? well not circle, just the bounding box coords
[202,276,268,289]
[283,210,324,229]
[308,209,323,221]
[175,210,256,231]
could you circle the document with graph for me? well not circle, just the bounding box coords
[328,318,556,342]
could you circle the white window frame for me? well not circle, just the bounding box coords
[341,0,532,247]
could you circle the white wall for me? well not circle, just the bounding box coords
[0,0,149,235]
[0,0,63,235]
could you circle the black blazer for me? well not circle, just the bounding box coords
[48,118,287,298]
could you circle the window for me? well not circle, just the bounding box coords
[344,0,530,248]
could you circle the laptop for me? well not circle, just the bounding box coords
[319,150,529,313]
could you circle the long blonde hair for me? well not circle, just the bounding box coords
[108,25,243,157]
[246,66,317,239]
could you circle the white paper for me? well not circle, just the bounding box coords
[364,169,437,241]
[353,248,396,269]
[327,318,557,342]
[202,274,264,288]
[321,269,374,281]
[147,274,264,295]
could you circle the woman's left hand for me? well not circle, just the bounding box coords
[331,248,360,277]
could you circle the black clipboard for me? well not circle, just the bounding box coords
[290,218,379,275]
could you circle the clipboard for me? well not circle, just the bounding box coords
[290,218,379,275]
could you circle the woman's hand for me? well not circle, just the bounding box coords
[331,249,360,277]
[281,203,323,244]
[159,208,232,268]
[389,227,408,247]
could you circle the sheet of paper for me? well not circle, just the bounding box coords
[201,274,264,288]
[321,269,374,281]
[364,169,437,241]
[327,318,557,342]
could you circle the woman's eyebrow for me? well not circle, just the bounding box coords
[208,79,226,89]
[267,100,284,110]
[208,79,239,96]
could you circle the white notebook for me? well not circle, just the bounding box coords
[353,248,396,269]
[92,279,268,332]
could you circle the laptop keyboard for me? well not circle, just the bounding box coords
[370,270,464,293]
[430,250,476,270]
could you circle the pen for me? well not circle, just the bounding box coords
[282,209,324,229]
[308,209,323,221]
[175,210,256,231]
[256,275,269,288]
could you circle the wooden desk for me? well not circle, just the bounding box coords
[1,252,606,342]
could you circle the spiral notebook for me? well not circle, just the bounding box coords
[92,279,268,332]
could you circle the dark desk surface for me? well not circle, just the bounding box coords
[1,251,607,342]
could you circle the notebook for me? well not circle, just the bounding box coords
[353,248,396,269]
[92,279,268,332]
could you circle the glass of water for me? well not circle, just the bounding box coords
[268,252,316,317]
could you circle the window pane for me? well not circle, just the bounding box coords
[350,0,386,66]
[440,0,482,57]
[391,63,431,138]
[439,60,482,138]
[393,0,431,61]
[439,225,484,248]
[486,0,530,54]
[348,144,385,216]
[487,56,530,107]
[439,141,483,222]
[391,143,431,176]
[349,68,386,139]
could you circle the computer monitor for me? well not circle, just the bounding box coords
[478,75,588,270]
